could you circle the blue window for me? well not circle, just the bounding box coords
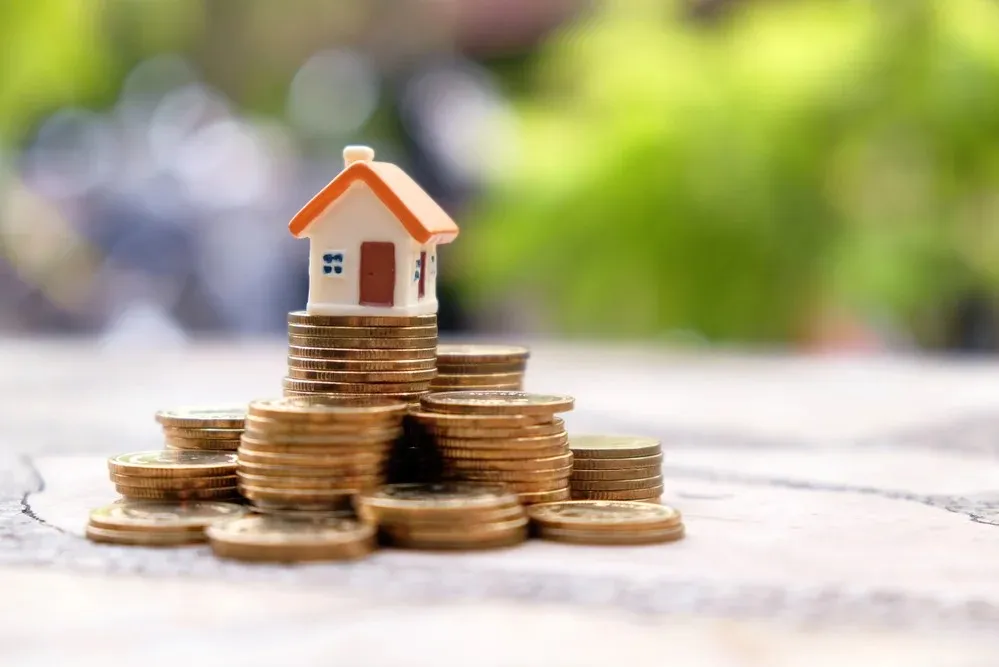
[322,252,344,276]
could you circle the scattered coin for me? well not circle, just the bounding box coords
[568,435,662,459]
[155,406,247,429]
[527,500,681,531]
[421,391,574,416]
[538,524,684,545]
[108,451,238,478]
[85,524,206,547]
[88,500,247,533]
[207,515,376,562]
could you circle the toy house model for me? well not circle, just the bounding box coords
[288,146,459,316]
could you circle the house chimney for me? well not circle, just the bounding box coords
[344,145,375,167]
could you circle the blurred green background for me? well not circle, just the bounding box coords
[3,0,999,351]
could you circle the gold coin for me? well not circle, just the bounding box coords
[430,381,522,391]
[382,515,528,541]
[526,500,682,531]
[407,410,553,428]
[430,372,523,387]
[288,346,437,360]
[288,334,437,349]
[281,388,428,403]
[109,473,238,490]
[85,524,206,546]
[570,466,661,481]
[248,397,407,422]
[536,524,685,545]
[207,515,376,562]
[161,426,244,440]
[381,519,528,551]
[288,311,436,327]
[376,504,526,530]
[236,447,386,467]
[436,344,530,364]
[442,452,574,471]
[421,391,574,416]
[163,436,242,451]
[88,500,247,532]
[239,484,365,502]
[287,367,438,383]
[154,406,247,429]
[281,378,433,394]
[356,482,518,516]
[240,428,402,447]
[570,453,664,470]
[237,460,385,478]
[116,484,239,500]
[108,451,237,478]
[569,435,662,459]
[517,487,570,504]
[501,479,571,494]
[437,445,569,460]
[433,432,568,450]
[570,486,665,501]
[288,356,437,372]
[244,414,400,435]
[248,506,354,519]
[436,361,527,374]
[570,475,664,491]
[288,323,438,338]
[237,471,384,490]
[427,418,565,440]
[442,465,573,482]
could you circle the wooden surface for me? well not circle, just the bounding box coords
[5,339,999,665]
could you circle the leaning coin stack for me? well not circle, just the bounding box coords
[107,451,240,501]
[85,500,246,546]
[431,344,529,392]
[527,500,684,545]
[356,482,527,550]
[236,397,407,514]
[156,406,247,451]
[207,514,376,562]
[414,391,575,505]
[569,435,663,503]
[284,311,437,404]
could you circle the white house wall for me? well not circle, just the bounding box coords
[303,182,438,316]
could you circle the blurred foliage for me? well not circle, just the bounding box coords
[462,0,999,344]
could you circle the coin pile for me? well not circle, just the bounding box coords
[155,406,247,451]
[431,344,529,392]
[236,397,407,514]
[85,500,246,546]
[528,500,684,545]
[356,482,527,550]
[414,391,575,505]
[107,451,240,501]
[569,435,663,502]
[207,514,376,562]
[284,311,437,404]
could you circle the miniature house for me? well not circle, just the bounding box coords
[288,146,459,316]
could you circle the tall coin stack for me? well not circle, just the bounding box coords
[156,406,247,452]
[414,391,575,505]
[568,435,664,503]
[284,311,438,405]
[431,345,529,392]
[236,397,407,514]
[107,451,240,502]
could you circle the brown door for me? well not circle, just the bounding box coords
[359,242,395,307]
[418,251,427,299]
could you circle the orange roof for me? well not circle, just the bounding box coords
[288,161,459,244]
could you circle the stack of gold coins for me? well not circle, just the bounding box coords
[107,451,240,501]
[431,344,529,392]
[155,406,247,451]
[284,311,437,404]
[85,500,246,546]
[355,482,527,550]
[527,500,684,545]
[414,391,575,505]
[236,397,407,514]
[207,514,376,562]
[568,435,663,503]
